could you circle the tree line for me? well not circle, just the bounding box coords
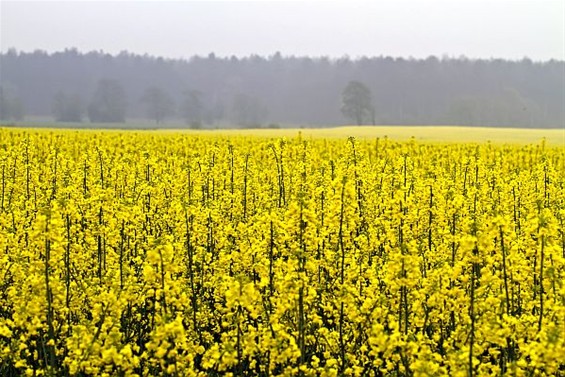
[0,48,563,128]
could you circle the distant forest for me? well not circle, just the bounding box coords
[0,48,563,128]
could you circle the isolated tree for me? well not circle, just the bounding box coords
[87,79,127,123]
[231,93,268,127]
[202,99,226,125]
[140,86,174,124]
[0,86,24,121]
[180,90,203,128]
[0,88,10,121]
[341,80,374,125]
[52,91,83,122]
[10,99,24,121]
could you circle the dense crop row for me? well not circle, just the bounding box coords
[0,129,564,376]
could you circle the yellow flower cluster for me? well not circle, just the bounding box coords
[0,129,564,376]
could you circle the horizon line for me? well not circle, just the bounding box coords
[2,47,563,64]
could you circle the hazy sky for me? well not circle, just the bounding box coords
[1,0,563,61]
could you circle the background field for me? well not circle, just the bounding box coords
[3,124,563,145]
[187,125,565,145]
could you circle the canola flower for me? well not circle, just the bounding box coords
[0,128,564,376]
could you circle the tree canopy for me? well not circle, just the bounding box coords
[0,86,24,121]
[341,81,374,125]
[87,79,127,123]
[52,91,82,122]
[180,90,203,128]
[140,86,174,124]
[1,50,563,128]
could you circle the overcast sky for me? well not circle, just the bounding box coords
[1,0,563,61]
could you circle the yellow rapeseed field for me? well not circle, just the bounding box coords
[0,128,564,376]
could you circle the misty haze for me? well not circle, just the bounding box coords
[0,1,563,129]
